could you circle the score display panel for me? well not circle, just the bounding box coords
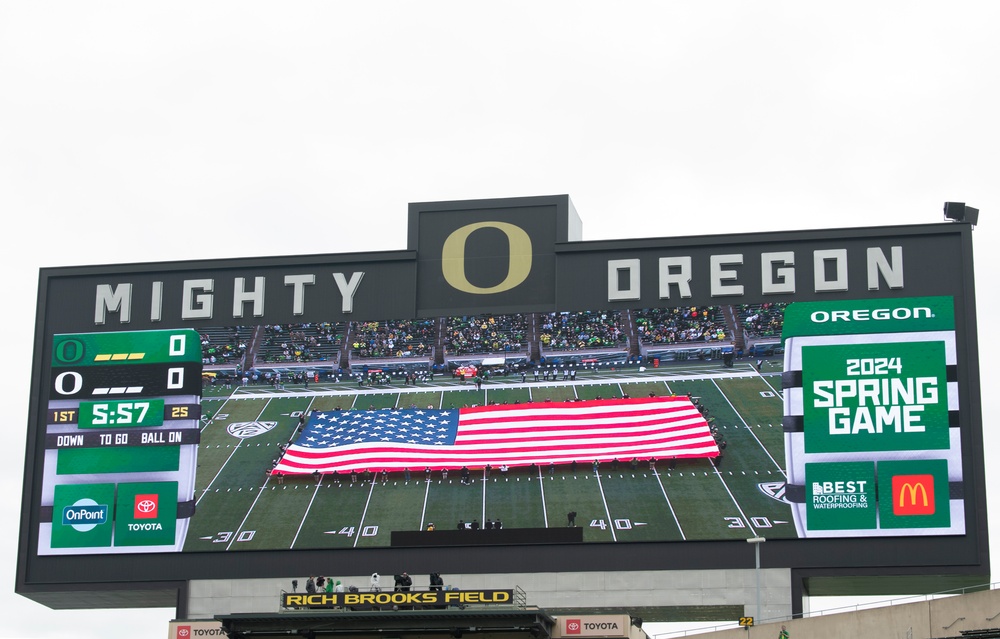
[39,329,201,554]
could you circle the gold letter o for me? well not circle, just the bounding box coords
[441,222,532,294]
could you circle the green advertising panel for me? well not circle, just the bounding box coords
[50,483,115,549]
[877,459,951,529]
[114,482,179,547]
[805,462,877,531]
[782,296,963,538]
[801,340,949,453]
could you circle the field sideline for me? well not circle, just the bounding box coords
[186,359,793,552]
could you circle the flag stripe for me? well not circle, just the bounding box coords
[272,396,718,475]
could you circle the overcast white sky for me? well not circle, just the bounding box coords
[1,2,998,638]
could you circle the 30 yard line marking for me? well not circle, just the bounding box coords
[226,476,271,551]
[710,458,758,537]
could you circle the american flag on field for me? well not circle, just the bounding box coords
[272,396,719,475]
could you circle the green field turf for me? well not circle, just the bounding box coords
[186,360,795,552]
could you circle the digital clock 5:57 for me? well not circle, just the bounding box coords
[78,399,165,428]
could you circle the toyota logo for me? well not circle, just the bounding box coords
[136,499,157,513]
[177,630,190,638]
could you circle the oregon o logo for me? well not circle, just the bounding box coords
[441,221,532,294]
[54,338,85,364]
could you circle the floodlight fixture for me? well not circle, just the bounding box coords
[944,202,979,226]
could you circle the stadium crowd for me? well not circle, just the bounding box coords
[350,319,435,359]
[200,304,786,369]
[444,314,526,355]
[740,302,787,337]
[538,311,626,350]
[634,306,728,344]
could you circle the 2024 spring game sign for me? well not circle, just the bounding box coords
[781,296,963,537]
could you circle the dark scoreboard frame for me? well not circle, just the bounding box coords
[16,195,988,610]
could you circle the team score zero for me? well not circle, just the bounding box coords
[845,357,902,376]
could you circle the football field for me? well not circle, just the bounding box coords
[186,359,793,552]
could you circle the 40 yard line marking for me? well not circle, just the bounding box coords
[594,471,617,542]
[354,481,377,548]
[289,475,325,549]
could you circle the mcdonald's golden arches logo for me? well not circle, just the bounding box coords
[892,474,935,516]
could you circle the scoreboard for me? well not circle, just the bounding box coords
[40,329,201,554]
[15,195,988,611]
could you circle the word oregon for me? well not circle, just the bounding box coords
[813,377,939,435]
[809,306,932,323]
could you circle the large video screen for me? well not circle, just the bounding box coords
[17,196,987,605]
[36,298,963,556]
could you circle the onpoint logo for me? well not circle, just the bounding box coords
[134,494,159,519]
[61,498,108,532]
[566,619,581,634]
[893,474,935,516]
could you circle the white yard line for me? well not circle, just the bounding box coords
[419,476,431,530]
[594,471,618,542]
[710,459,758,537]
[197,398,273,506]
[221,368,763,400]
[654,472,686,540]
[354,480,377,548]
[226,474,277,551]
[711,378,784,475]
[538,466,549,528]
[289,476,325,549]
[481,469,488,523]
